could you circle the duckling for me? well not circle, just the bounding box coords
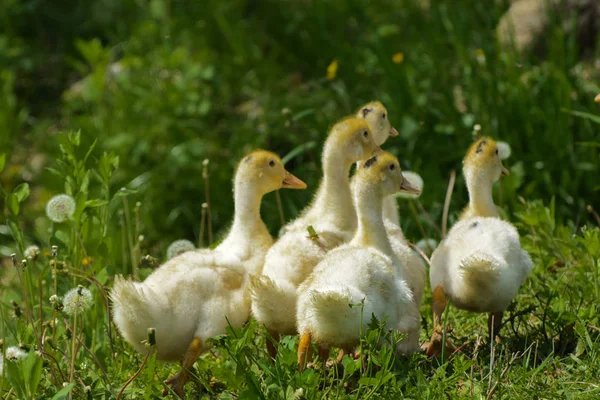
[251,117,380,357]
[111,151,306,398]
[423,137,533,357]
[357,102,427,350]
[296,152,422,370]
[355,101,400,225]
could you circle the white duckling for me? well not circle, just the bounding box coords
[251,117,380,357]
[423,137,533,357]
[357,102,427,350]
[296,152,422,370]
[355,101,400,225]
[111,150,306,397]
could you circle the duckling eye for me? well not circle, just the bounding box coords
[389,164,396,171]
[382,113,386,119]
[363,131,369,138]
[495,149,499,155]
[269,160,276,167]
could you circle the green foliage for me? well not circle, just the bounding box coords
[0,0,599,398]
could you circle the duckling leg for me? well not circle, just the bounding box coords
[488,311,503,341]
[266,329,280,360]
[297,332,312,372]
[423,286,456,358]
[163,337,203,398]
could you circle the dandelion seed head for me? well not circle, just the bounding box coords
[25,245,40,260]
[5,346,27,361]
[416,238,438,255]
[394,171,424,199]
[202,159,210,167]
[496,141,512,160]
[62,286,93,316]
[167,239,195,260]
[46,194,76,223]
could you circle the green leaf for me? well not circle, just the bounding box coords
[0,153,6,173]
[51,383,75,400]
[6,193,19,215]
[281,142,316,165]
[85,199,109,208]
[23,352,43,397]
[564,109,600,124]
[13,183,30,203]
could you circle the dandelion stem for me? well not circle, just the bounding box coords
[416,200,442,237]
[122,196,138,280]
[69,307,78,383]
[116,349,152,400]
[442,169,456,238]
[199,204,207,248]
[275,190,285,228]
[203,160,213,245]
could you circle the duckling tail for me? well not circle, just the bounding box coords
[249,276,298,333]
[459,252,501,287]
[110,276,154,349]
[307,289,359,334]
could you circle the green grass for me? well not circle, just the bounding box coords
[1,0,599,398]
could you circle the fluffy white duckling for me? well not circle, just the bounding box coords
[296,152,422,370]
[111,151,306,397]
[357,102,427,350]
[251,117,380,356]
[423,137,533,357]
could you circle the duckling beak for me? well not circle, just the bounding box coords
[389,127,399,137]
[282,171,307,189]
[501,165,510,176]
[400,175,421,195]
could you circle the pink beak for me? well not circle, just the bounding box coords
[389,127,399,137]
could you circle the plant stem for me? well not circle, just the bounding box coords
[117,349,152,400]
[122,197,138,280]
[275,190,285,228]
[442,169,456,238]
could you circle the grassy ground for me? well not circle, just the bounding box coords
[1,0,599,398]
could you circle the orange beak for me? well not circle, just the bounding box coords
[400,175,421,195]
[389,127,399,137]
[282,171,307,189]
[501,165,510,176]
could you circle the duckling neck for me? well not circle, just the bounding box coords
[229,182,268,239]
[464,169,498,218]
[351,186,393,254]
[310,149,355,231]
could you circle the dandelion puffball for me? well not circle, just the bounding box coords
[496,141,512,160]
[166,239,195,259]
[416,238,438,255]
[62,286,93,316]
[394,171,424,199]
[5,346,27,361]
[46,194,76,223]
[24,245,40,259]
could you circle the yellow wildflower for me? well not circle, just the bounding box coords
[595,93,600,103]
[392,52,404,64]
[326,60,338,80]
[82,256,93,267]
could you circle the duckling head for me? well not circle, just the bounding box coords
[356,101,399,146]
[328,117,380,163]
[236,150,307,194]
[356,151,421,198]
[463,137,509,184]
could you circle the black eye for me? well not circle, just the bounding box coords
[363,130,369,138]
[389,164,395,171]
[382,113,386,119]
[495,149,499,155]
[269,160,276,167]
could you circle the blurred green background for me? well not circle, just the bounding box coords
[1,0,599,257]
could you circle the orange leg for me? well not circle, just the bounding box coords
[266,329,280,360]
[297,332,312,372]
[423,286,456,358]
[163,337,202,398]
[336,348,347,364]
[488,311,503,341]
